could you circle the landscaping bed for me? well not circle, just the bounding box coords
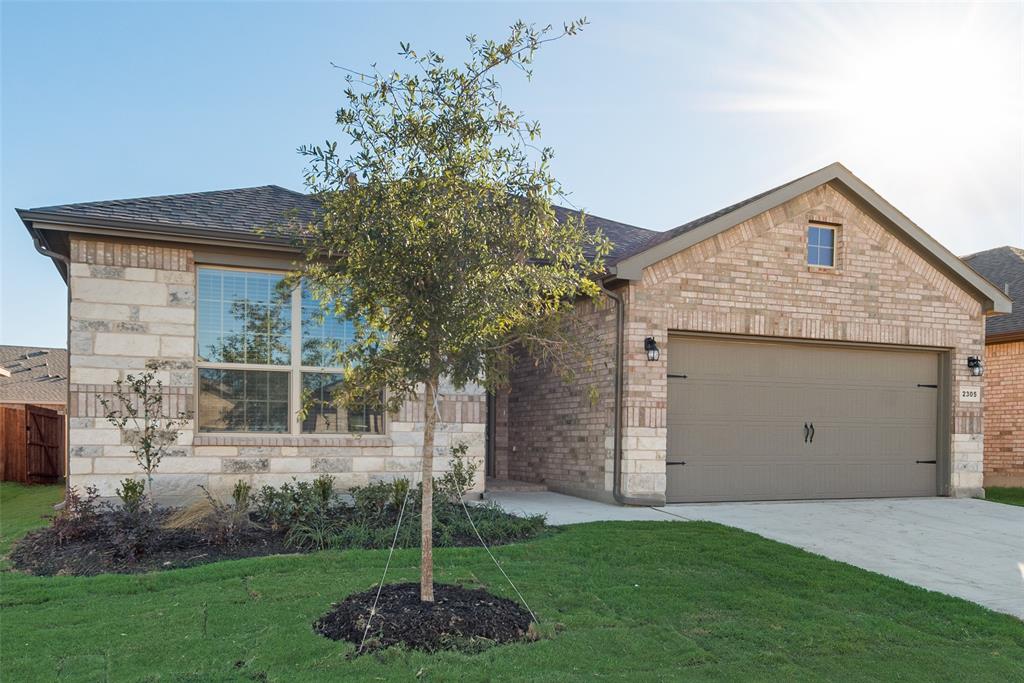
[8,476,547,577]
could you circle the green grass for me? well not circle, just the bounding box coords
[0,482,63,556]
[2,486,1022,682]
[986,487,1024,507]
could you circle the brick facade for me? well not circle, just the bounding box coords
[499,296,617,500]
[500,183,988,502]
[982,340,1024,486]
[66,237,485,501]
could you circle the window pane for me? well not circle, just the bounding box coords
[808,227,821,247]
[196,268,291,364]
[807,227,835,267]
[198,369,290,432]
[301,372,383,434]
[301,287,355,367]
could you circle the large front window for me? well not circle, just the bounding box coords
[196,267,383,434]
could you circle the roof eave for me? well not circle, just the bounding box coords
[18,209,301,253]
[611,163,1013,314]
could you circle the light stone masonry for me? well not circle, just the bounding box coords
[67,237,486,502]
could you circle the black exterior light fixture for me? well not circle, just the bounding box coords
[967,356,984,377]
[644,336,660,362]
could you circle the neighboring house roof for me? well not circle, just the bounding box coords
[962,246,1024,339]
[0,346,67,405]
[19,162,1011,313]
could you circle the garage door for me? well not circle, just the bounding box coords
[666,336,940,502]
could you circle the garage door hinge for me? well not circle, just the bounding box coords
[915,460,937,464]
[916,384,938,388]
[667,461,686,466]
[668,374,688,379]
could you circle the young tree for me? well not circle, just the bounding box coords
[99,361,193,496]
[295,19,609,602]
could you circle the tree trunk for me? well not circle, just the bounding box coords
[420,374,438,602]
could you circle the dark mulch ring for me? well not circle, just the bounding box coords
[315,582,536,654]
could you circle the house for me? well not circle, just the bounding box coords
[19,163,1011,504]
[0,346,67,483]
[962,246,1023,487]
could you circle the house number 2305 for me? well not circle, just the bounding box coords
[959,387,981,403]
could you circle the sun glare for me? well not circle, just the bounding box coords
[706,4,1022,180]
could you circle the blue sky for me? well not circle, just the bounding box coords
[3,1,1022,348]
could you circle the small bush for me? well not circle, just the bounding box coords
[51,485,101,545]
[116,478,147,515]
[284,513,343,551]
[350,478,411,523]
[251,477,337,531]
[200,484,255,546]
[436,442,478,502]
[232,480,252,510]
[312,474,334,504]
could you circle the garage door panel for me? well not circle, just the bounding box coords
[666,336,940,503]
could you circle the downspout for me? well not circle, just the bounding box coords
[598,278,649,506]
[31,232,72,500]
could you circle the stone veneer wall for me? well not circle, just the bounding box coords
[622,183,987,500]
[982,340,1024,486]
[497,296,617,500]
[67,237,485,501]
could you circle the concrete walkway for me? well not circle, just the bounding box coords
[487,491,1024,619]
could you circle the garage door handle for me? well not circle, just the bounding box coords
[915,460,937,464]
[667,461,686,466]
[809,423,815,443]
[803,423,809,443]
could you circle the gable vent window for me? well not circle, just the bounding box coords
[807,225,835,267]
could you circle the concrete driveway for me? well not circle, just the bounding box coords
[487,492,1024,619]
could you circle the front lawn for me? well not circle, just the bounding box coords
[2,486,1022,681]
[0,482,63,556]
[986,487,1024,507]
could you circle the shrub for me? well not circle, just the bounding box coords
[251,476,337,532]
[163,482,255,547]
[232,480,252,510]
[312,474,334,504]
[284,513,343,551]
[51,485,101,545]
[200,484,255,546]
[436,442,478,503]
[350,478,412,523]
[116,478,147,515]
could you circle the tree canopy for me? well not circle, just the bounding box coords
[293,19,607,601]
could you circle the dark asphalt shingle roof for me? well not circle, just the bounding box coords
[634,169,819,254]
[23,185,318,240]
[21,186,660,265]
[963,246,1024,337]
[0,346,67,404]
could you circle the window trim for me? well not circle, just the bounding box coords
[806,224,837,269]
[194,265,386,436]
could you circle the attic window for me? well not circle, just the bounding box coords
[807,225,835,267]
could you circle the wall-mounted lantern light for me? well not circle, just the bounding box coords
[967,356,984,377]
[644,336,660,362]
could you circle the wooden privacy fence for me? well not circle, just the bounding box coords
[0,404,65,483]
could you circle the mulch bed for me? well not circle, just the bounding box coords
[314,582,535,654]
[8,517,290,576]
